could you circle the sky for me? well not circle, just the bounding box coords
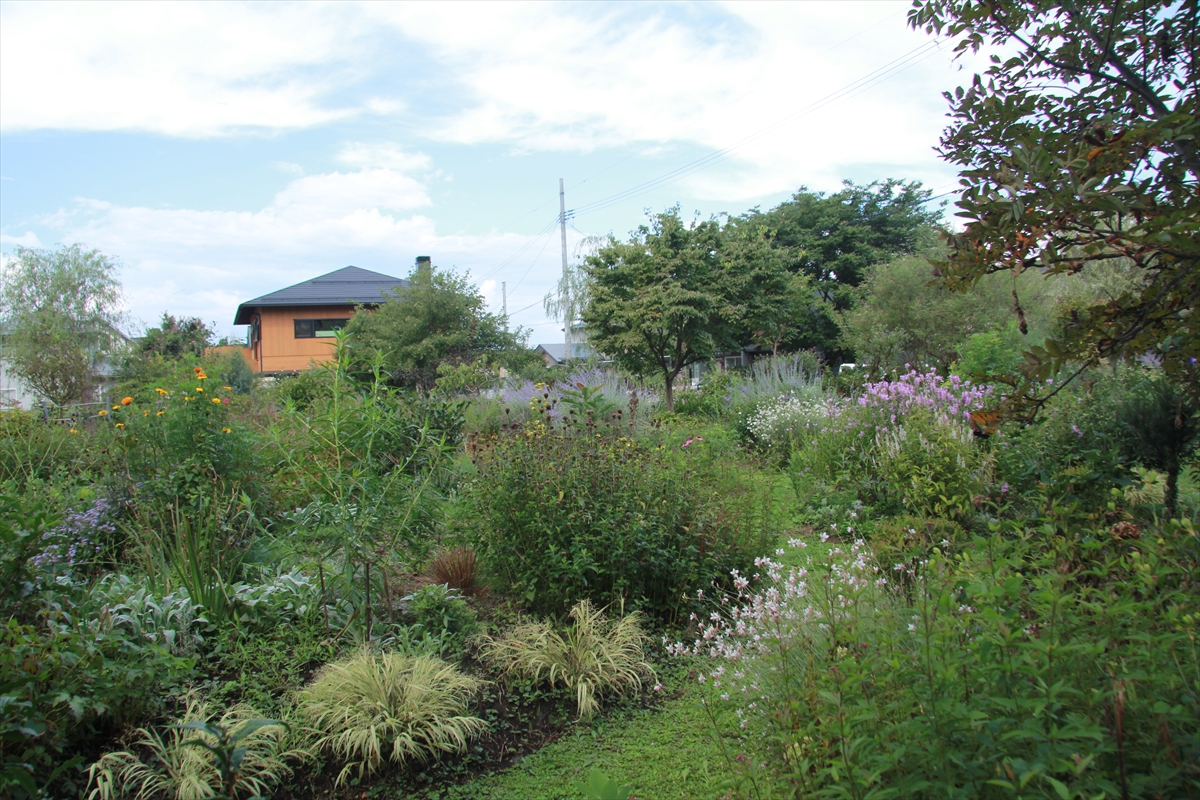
[0,1,986,345]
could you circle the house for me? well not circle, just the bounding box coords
[533,342,599,367]
[233,264,414,374]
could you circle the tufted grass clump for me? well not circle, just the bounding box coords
[481,600,654,720]
[297,648,486,786]
[86,694,308,800]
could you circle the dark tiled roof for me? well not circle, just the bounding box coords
[534,342,597,364]
[234,266,406,324]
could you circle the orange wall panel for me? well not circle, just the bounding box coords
[254,305,358,373]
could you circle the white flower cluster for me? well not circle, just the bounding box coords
[743,391,840,451]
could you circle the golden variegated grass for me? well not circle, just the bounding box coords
[480,600,655,719]
[298,648,486,786]
[86,695,308,800]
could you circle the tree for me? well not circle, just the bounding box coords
[839,251,1066,372]
[345,261,532,389]
[0,244,123,406]
[138,313,213,360]
[909,0,1200,410]
[582,208,773,412]
[734,180,942,361]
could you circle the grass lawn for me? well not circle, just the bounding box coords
[400,675,733,800]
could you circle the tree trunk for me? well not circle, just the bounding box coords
[663,370,675,413]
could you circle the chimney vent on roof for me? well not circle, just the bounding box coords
[415,255,431,270]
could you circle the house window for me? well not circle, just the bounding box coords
[724,355,743,370]
[294,318,350,338]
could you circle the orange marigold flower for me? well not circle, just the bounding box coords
[155,387,169,396]
[196,372,208,380]
[69,429,78,434]
[193,366,203,374]
[222,427,232,434]
[115,423,125,429]
[121,396,133,406]
[223,386,233,391]
[98,410,108,416]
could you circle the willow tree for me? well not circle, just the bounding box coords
[0,244,124,406]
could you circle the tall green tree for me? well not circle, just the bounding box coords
[346,262,531,389]
[0,244,124,406]
[909,0,1200,409]
[582,208,787,412]
[734,179,942,361]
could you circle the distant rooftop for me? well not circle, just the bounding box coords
[234,266,407,325]
[534,342,598,364]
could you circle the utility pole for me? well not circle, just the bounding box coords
[501,281,507,325]
[559,178,570,359]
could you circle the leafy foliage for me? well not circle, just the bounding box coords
[466,426,770,621]
[581,208,789,412]
[910,0,1200,404]
[0,243,124,406]
[346,262,533,390]
[680,517,1200,799]
[85,695,306,800]
[736,180,942,360]
[482,600,654,720]
[298,648,486,785]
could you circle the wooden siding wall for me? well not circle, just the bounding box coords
[252,305,357,373]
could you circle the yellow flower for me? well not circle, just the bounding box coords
[155,387,169,396]
[143,410,150,416]
[98,410,108,416]
[184,396,193,401]
[196,372,208,381]
[121,396,133,406]
[221,427,232,434]
[115,423,125,429]
[211,397,222,404]
[195,387,204,393]
[112,404,121,410]
[223,386,233,392]
[69,429,78,434]
[156,411,165,417]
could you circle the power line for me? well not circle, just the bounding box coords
[569,39,944,218]
[471,215,561,285]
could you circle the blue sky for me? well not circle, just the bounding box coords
[0,1,985,345]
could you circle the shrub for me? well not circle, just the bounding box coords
[466,428,770,622]
[298,649,485,785]
[737,390,836,456]
[85,695,308,800]
[790,371,994,522]
[677,518,1200,799]
[481,600,654,719]
[404,583,478,655]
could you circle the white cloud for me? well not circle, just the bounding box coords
[0,1,371,136]
[360,1,994,201]
[35,165,566,337]
[0,231,42,247]
[336,143,433,173]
